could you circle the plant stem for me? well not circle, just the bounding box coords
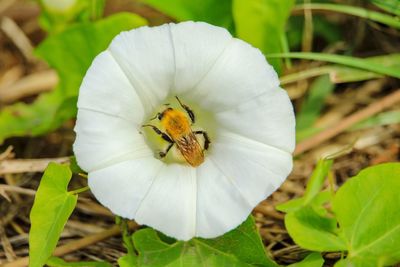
[68,186,89,195]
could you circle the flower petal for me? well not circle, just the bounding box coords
[107,24,175,115]
[88,158,163,218]
[189,38,280,112]
[215,89,295,153]
[195,158,253,238]
[169,21,233,95]
[210,130,293,207]
[73,109,152,172]
[134,164,197,241]
[77,50,145,124]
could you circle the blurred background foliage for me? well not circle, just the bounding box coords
[0,0,399,266]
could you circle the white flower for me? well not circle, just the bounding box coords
[73,21,295,241]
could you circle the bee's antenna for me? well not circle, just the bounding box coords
[175,96,183,106]
[149,112,160,121]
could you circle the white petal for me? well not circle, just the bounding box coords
[107,24,175,115]
[210,130,293,207]
[189,38,280,112]
[88,158,163,218]
[195,158,253,238]
[169,21,233,95]
[77,50,145,124]
[73,109,152,172]
[134,164,197,241]
[215,89,295,153]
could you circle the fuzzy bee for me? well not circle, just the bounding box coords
[142,97,210,167]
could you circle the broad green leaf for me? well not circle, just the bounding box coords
[288,253,324,267]
[141,0,233,30]
[118,255,137,267]
[233,0,295,73]
[296,75,335,131]
[294,3,400,29]
[133,228,252,267]
[47,256,111,267]
[200,216,277,267]
[29,163,77,267]
[276,158,333,213]
[267,52,400,79]
[332,163,400,266]
[276,190,331,214]
[0,13,147,144]
[369,0,400,16]
[285,206,347,252]
[131,216,277,267]
[333,259,352,267]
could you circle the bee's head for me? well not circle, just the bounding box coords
[158,107,173,121]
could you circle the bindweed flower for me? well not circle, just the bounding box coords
[73,22,295,241]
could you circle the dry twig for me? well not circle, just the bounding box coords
[0,157,69,175]
[0,70,58,103]
[0,17,35,63]
[294,89,400,155]
[2,222,138,267]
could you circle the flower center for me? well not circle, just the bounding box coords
[141,96,216,167]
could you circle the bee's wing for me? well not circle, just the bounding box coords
[175,133,204,167]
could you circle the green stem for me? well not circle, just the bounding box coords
[68,186,89,195]
[267,52,400,79]
[294,3,400,29]
[117,217,136,256]
[280,66,333,85]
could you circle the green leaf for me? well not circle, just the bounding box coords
[303,159,333,206]
[0,13,147,144]
[200,216,277,267]
[132,229,250,267]
[232,0,295,73]
[141,0,234,30]
[131,216,277,267]
[296,75,335,131]
[332,163,400,266]
[280,54,400,85]
[118,255,137,267]
[329,54,400,83]
[47,256,112,267]
[294,3,400,29]
[288,253,324,267]
[369,0,400,16]
[285,206,347,252]
[276,158,333,213]
[277,190,331,214]
[29,163,77,267]
[267,52,400,79]
[350,110,400,130]
[69,156,85,174]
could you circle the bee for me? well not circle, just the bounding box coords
[142,96,210,167]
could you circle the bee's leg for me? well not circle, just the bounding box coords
[175,96,195,123]
[142,124,174,143]
[194,131,210,150]
[159,142,174,158]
